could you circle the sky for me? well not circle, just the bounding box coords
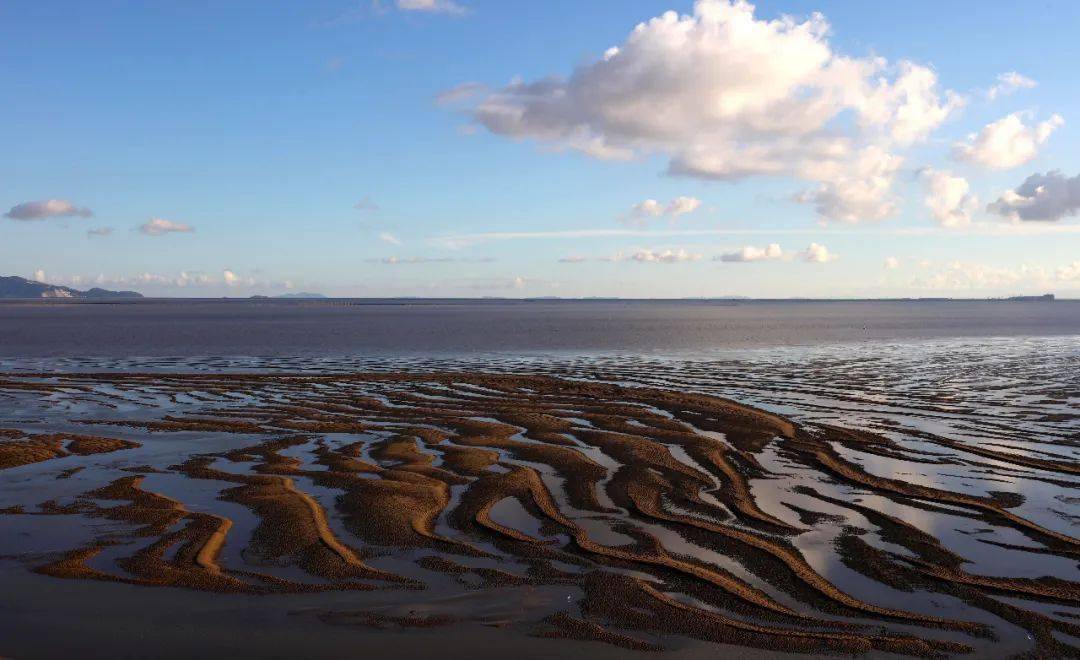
[2,0,1079,298]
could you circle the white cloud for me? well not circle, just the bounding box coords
[884,256,900,270]
[628,199,664,219]
[379,231,402,245]
[717,241,834,263]
[987,72,1036,100]
[665,195,703,218]
[512,275,526,289]
[395,0,467,15]
[558,255,589,263]
[621,196,702,223]
[988,170,1080,222]
[33,269,47,283]
[1057,261,1080,282]
[221,270,256,287]
[717,243,784,262]
[921,168,978,228]
[792,146,902,223]
[28,269,283,292]
[952,112,1063,170]
[909,261,1051,291]
[799,242,836,263]
[457,0,960,223]
[630,248,702,263]
[86,227,113,238]
[139,218,194,236]
[5,199,92,221]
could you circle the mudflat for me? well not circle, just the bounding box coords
[2,371,1077,658]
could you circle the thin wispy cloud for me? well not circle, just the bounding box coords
[367,256,495,264]
[987,71,1036,100]
[139,218,194,236]
[354,196,380,212]
[430,223,1080,250]
[321,0,469,25]
[378,231,402,245]
[86,227,114,238]
[436,82,487,106]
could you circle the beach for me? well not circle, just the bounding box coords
[1,329,1077,658]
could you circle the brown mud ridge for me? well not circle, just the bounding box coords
[1,372,1078,657]
[0,429,139,470]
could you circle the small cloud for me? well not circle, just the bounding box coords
[354,196,380,212]
[921,168,978,228]
[5,199,93,221]
[87,227,114,238]
[558,255,589,263]
[665,196,702,218]
[378,231,402,245]
[139,218,194,236]
[884,256,900,270]
[221,269,256,287]
[988,170,1080,222]
[717,243,835,263]
[953,113,1063,170]
[800,242,837,263]
[1057,261,1080,282]
[395,0,468,15]
[630,248,702,263]
[987,71,1036,100]
[620,196,702,224]
[33,269,47,283]
[717,243,785,263]
[512,275,526,289]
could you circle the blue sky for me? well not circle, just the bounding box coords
[2,0,1079,297]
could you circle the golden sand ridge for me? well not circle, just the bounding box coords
[1,372,1078,656]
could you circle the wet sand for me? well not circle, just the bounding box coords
[1,371,1078,658]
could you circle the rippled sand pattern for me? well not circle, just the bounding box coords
[1,369,1078,657]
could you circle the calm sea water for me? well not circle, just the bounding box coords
[0,298,1077,358]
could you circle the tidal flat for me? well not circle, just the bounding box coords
[2,365,1078,658]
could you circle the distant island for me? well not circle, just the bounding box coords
[250,292,327,300]
[0,276,142,300]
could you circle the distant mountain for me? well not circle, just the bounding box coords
[0,276,142,300]
[274,292,327,299]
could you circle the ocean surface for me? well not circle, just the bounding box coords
[1,299,1077,657]
[0,298,1077,358]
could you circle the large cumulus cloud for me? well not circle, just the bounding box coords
[453,0,961,223]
